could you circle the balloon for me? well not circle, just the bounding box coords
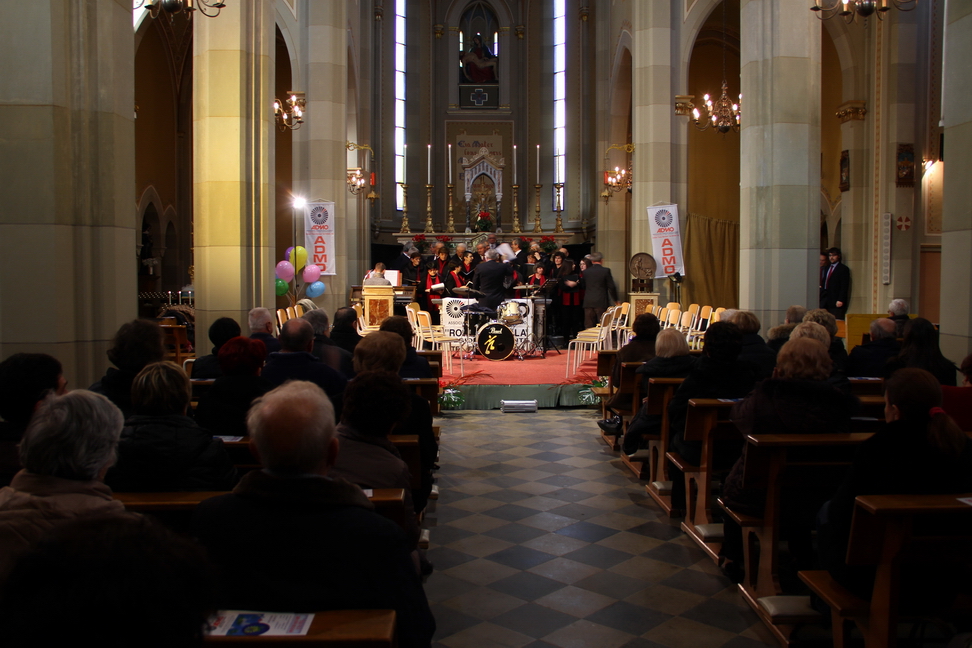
[275,260,295,282]
[274,278,289,296]
[284,246,294,262]
[289,246,308,271]
[302,264,321,283]
[305,281,326,298]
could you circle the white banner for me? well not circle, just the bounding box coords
[304,201,336,276]
[647,204,685,277]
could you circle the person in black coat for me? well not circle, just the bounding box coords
[732,311,777,381]
[262,319,347,420]
[90,319,166,418]
[191,317,241,379]
[883,317,959,386]
[597,313,661,433]
[195,337,274,438]
[105,361,237,493]
[379,316,433,380]
[846,318,900,377]
[803,309,848,374]
[579,252,619,329]
[471,249,513,309]
[247,308,281,356]
[329,307,364,355]
[303,310,355,380]
[819,247,850,319]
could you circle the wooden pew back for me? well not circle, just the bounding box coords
[204,609,396,646]
[643,377,686,516]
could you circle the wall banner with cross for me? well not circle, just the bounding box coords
[459,83,499,108]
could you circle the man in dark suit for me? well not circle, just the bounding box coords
[472,249,512,309]
[580,252,620,328]
[819,247,850,320]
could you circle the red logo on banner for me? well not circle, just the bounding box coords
[896,216,911,231]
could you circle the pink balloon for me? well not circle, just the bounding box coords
[275,260,295,282]
[302,264,321,283]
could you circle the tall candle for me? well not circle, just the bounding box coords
[448,144,453,184]
[536,144,540,181]
[555,149,560,184]
[402,144,407,184]
[513,144,517,184]
[427,144,431,185]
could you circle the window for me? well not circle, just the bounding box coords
[395,0,406,209]
[553,0,566,205]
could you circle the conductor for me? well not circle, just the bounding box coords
[472,249,513,310]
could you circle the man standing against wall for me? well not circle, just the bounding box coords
[819,247,850,320]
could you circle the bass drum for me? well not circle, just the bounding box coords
[477,322,516,361]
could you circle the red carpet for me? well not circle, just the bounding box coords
[441,349,598,386]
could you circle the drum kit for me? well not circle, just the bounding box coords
[452,285,549,361]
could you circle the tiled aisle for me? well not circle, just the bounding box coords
[423,408,780,648]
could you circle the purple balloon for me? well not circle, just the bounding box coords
[302,264,322,283]
[275,260,295,282]
[284,246,294,262]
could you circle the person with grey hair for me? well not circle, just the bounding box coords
[262,318,347,419]
[579,251,620,329]
[846,318,900,378]
[248,307,281,355]
[0,390,128,579]
[193,381,435,648]
[887,298,910,337]
[303,309,354,379]
[471,246,513,309]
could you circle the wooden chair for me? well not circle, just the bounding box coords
[721,432,874,645]
[666,301,680,310]
[593,350,619,419]
[800,493,972,648]
[415,310,460,374]
[687,305,713,349]
[566,309,614,376]
[161,324,193,366]
[611,301,632,347]
[665,309,682,330]
[276,308,289,329]
[183,358,195,378]
[204,609,396,646]
[642,377,686,514]
[676,310,694,334]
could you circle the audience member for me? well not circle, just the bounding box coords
[303,309,355,379]
[766,305,807,353]
[621,329,697,456]
[191,317,241,379]
[89,319,165,417]
[888,298,910,337]
[941,353,972,431]
[846,318,899,377]
[193,381,435,647]
[803,308,848,373]
[0,354,67,487]
[330,371,421,548]
[1,515,214,647]
[733,311,777,380]
[195,337,274,438]
[248,307,281,355]
[380,316,433,379]
[105,362,236,493]
[262,319,348,419]
[596,313,661,434]
[329,306,363,355]
[818,368,972,599]
[883,317,959,386]
[0,391,126,579]
[719,338,858,581]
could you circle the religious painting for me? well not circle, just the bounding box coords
[896,143,915,188]
[458,2,499,109]
[839,150,850,192]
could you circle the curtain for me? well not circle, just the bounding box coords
[682,212,739,309]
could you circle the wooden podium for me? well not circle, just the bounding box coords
[362,285,395,328]
[629,293,661,317]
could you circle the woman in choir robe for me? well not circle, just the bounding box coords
[458,251,476,285]
[422,263,446,324]
[444,262,465,297]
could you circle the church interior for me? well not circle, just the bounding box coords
[2,0,972,645]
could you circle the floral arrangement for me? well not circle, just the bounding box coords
[438,370,491,410]
[411,234,429,253]
[539,235,559,254]
[552,372,606,406]
[435,235,453,254]
[475,210,493,232]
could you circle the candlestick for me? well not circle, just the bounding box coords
[427,144,431,185]
[399,183,410,234]
[447,183,456,233]
[513,144,517,185]
[536,145,540,181]
[533,183,543,233]
[448,144,453,184]
[424,183,435,233]
[512,184,521,233]
[402,144,406,185]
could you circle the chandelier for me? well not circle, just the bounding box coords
[811,0,918,23]
[346,142,379,204]
[674,2,741,134]
[134,0,226,19]
[600,144,634,203]
[273,92,306,132]
[346,168,366,195]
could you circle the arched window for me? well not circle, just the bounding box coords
[553,0,566,205]
[458,2,499,109]
[395,0,406,210]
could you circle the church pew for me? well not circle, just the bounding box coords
[848,377,884,397]
[669,398,739,562]
[643,377,686,516]
[416,349,443,378]
[402,378,440,417]
[593,349,619,419]
[721,432,873,646]
[800,493,972,648]
[597,362,642,452]
[204,608,396,646]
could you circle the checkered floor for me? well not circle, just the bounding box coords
[423,408,782,648]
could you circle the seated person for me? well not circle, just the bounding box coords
[766,305,807,353]
[941,352,972,431]
[790,320,851,393]
[733,311,777,380]
[818,368,972,599]
[195,337,275,438]
[719,338,859,581]
[193,381,435,648]
[191,317,241,379]
[329,371,421,549]
[846,318,899,378]
[0,391,127,579]
[363,262,393,286]
[303,309,355,379]
[621,328,697,456]
[802,309,848,374]
[888,297,910,338]
[89,319,165,417]
[597,313,661,433]
[1,515,214,648]
[379,316,433,380]
[329,306,363,355]
[247,307,281,355]
[884,317,959,386]
[262,318,347,420]
[353,332,435,513]
[0,353,67,487]
[105,361,237,493]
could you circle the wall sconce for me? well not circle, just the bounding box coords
[811,0,917,24]
[273,92,306,131]
[135,0,226,19]
[346,141,379,205]
[601,144,634,203]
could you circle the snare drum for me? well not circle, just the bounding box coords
[477,322,516,361]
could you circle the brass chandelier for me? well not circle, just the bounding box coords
[811,0,918,23]
[135,0,226,19]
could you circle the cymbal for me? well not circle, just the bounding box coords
[512,285,530,290]
[453,286,471,293]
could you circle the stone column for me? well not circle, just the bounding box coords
[193,1,275,338]
[294,1,349,317]
[939,2,972,361]
[739,0,821,327]
[0,0,135,387]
